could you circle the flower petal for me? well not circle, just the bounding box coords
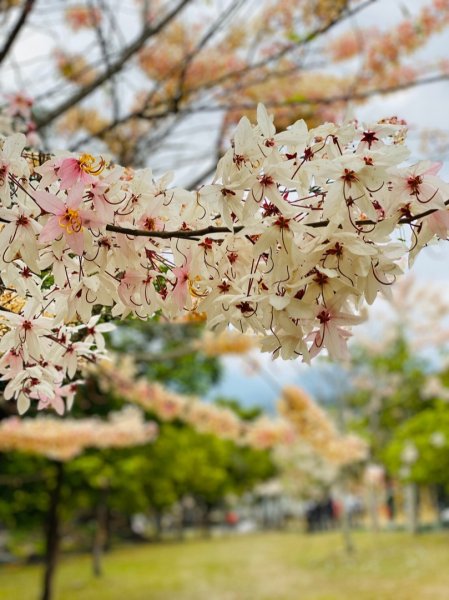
[34,191,64,215]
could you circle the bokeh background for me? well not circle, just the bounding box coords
[2,1,449,599]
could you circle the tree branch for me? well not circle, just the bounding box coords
[34,0,374,134]
[0,0,36,66]
[105,223,245,239]
[34,0,192,130]
[105,200,449,241]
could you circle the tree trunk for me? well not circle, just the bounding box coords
[201,505,211,538]
[432,485,444,527]
[368,486,379,532]
[176,504,185,541]
[154,510,163,541]
[92,487,109,577]
[405,482,419,534]
[41,461,64,600]
[340,501,354,555]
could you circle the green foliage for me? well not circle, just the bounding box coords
[111,320,221,395]
[0,452,50,529]
[347,335,431,458]
[384,403,449,487]
[214,396,264,421]
[102,422,275,513]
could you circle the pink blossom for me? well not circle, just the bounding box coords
[35,184,102,255]
[33,382,80,415]
[58,157,95,189]
[58,153,106,190]
[6,93,33,119]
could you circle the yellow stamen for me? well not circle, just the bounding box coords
[59,208,83,234]
[188,277,207,298]
[78,153,106,176]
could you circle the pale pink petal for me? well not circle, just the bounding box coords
[428,210,449,237]
[172,280,188,309]
[34,191,65,215]
[4,133,26,159]
[423,162,442,176]
[80,170,94,185]
[59,159,81,189]
[39,216,64,243]
[419,182,441,203]
[66,230,84,255]
[172,263,189,309]
[79,209,107,228]
[66,183,86,209]
[91,197,113,222]
[52,394,65,415]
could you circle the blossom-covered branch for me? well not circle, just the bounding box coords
[279,386,367,465]
[94,356,294,450]
[0,103,448,414]
[0,406,157,461]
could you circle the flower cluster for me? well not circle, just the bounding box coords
[279,386,367,466]
[0,406,157,461]
[0,93,40,148]
[65,5,102,31]
[0,103,448,414]
[95,356,295,449]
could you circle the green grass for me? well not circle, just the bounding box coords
[1,530,449,599]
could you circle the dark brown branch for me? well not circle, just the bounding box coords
[105,223,245,239]
[0,0,35,66]
[68,0,247,152]
[34,0,191,130]
[105,199,449,240]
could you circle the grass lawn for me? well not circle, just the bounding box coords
[1,530,449,599]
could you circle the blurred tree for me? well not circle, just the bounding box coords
[348,335,429,458]
[2,1,449,176]
[383,402,449,531]
[384,403,449,484]
[108,319,221,396]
